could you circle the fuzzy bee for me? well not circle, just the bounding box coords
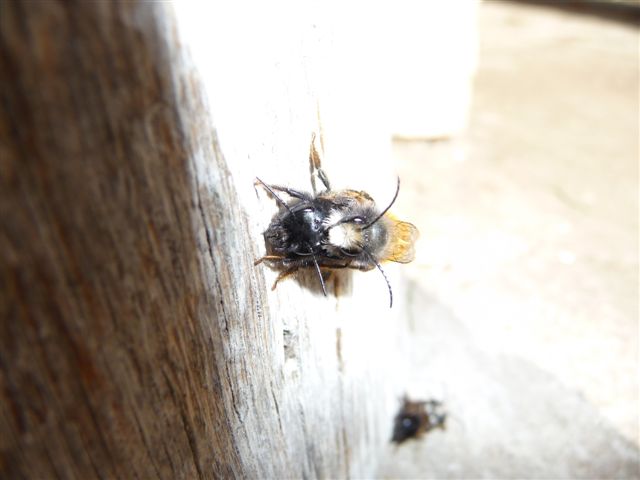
[391,396,447,444]
[255,138,418,307]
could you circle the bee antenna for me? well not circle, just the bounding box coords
[255,177,294,215]
[309,247,327,296]
[363,249,393,308]
[362,177,400,230]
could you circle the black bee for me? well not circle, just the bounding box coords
[391,396,447,444]
[255,136,418,307]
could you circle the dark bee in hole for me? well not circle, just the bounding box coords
[254,135,418,307]
[391,396,447,444]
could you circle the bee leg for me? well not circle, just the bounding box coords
[318,264,349,282]
[321,262,352,270]
[316,167,331,192]
[254,178,310,201]
[267,184,310,200]
[272,267,298,290]
[309,132,331,193]
[254,255,284,266]
[309,131,322,170]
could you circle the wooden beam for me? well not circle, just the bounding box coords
[0,2,408,478]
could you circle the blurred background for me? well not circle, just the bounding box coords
[378,0,639,477]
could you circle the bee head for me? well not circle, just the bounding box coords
[326,214,365,252]
[324,178,401,256]
[326,212,391,256]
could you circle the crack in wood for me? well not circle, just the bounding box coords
[161,369,204,480]
[131,409,163,479]
[270,380,285,439]
[335,327,344,374]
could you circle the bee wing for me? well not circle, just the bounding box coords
[384,217,419,263]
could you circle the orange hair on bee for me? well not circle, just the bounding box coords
[383,216,419,263]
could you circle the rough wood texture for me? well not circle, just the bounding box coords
[1,2,405,478]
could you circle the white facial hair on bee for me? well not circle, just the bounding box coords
[323,209,362,250]
[327,222,363,250]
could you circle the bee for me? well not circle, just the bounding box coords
[254,136,418,307]
[391,396,447,444]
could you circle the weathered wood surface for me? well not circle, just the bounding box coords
[0,2,408,478]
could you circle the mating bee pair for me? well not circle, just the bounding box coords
[255,136,418,308]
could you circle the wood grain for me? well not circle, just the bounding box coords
[0,2,406,478]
